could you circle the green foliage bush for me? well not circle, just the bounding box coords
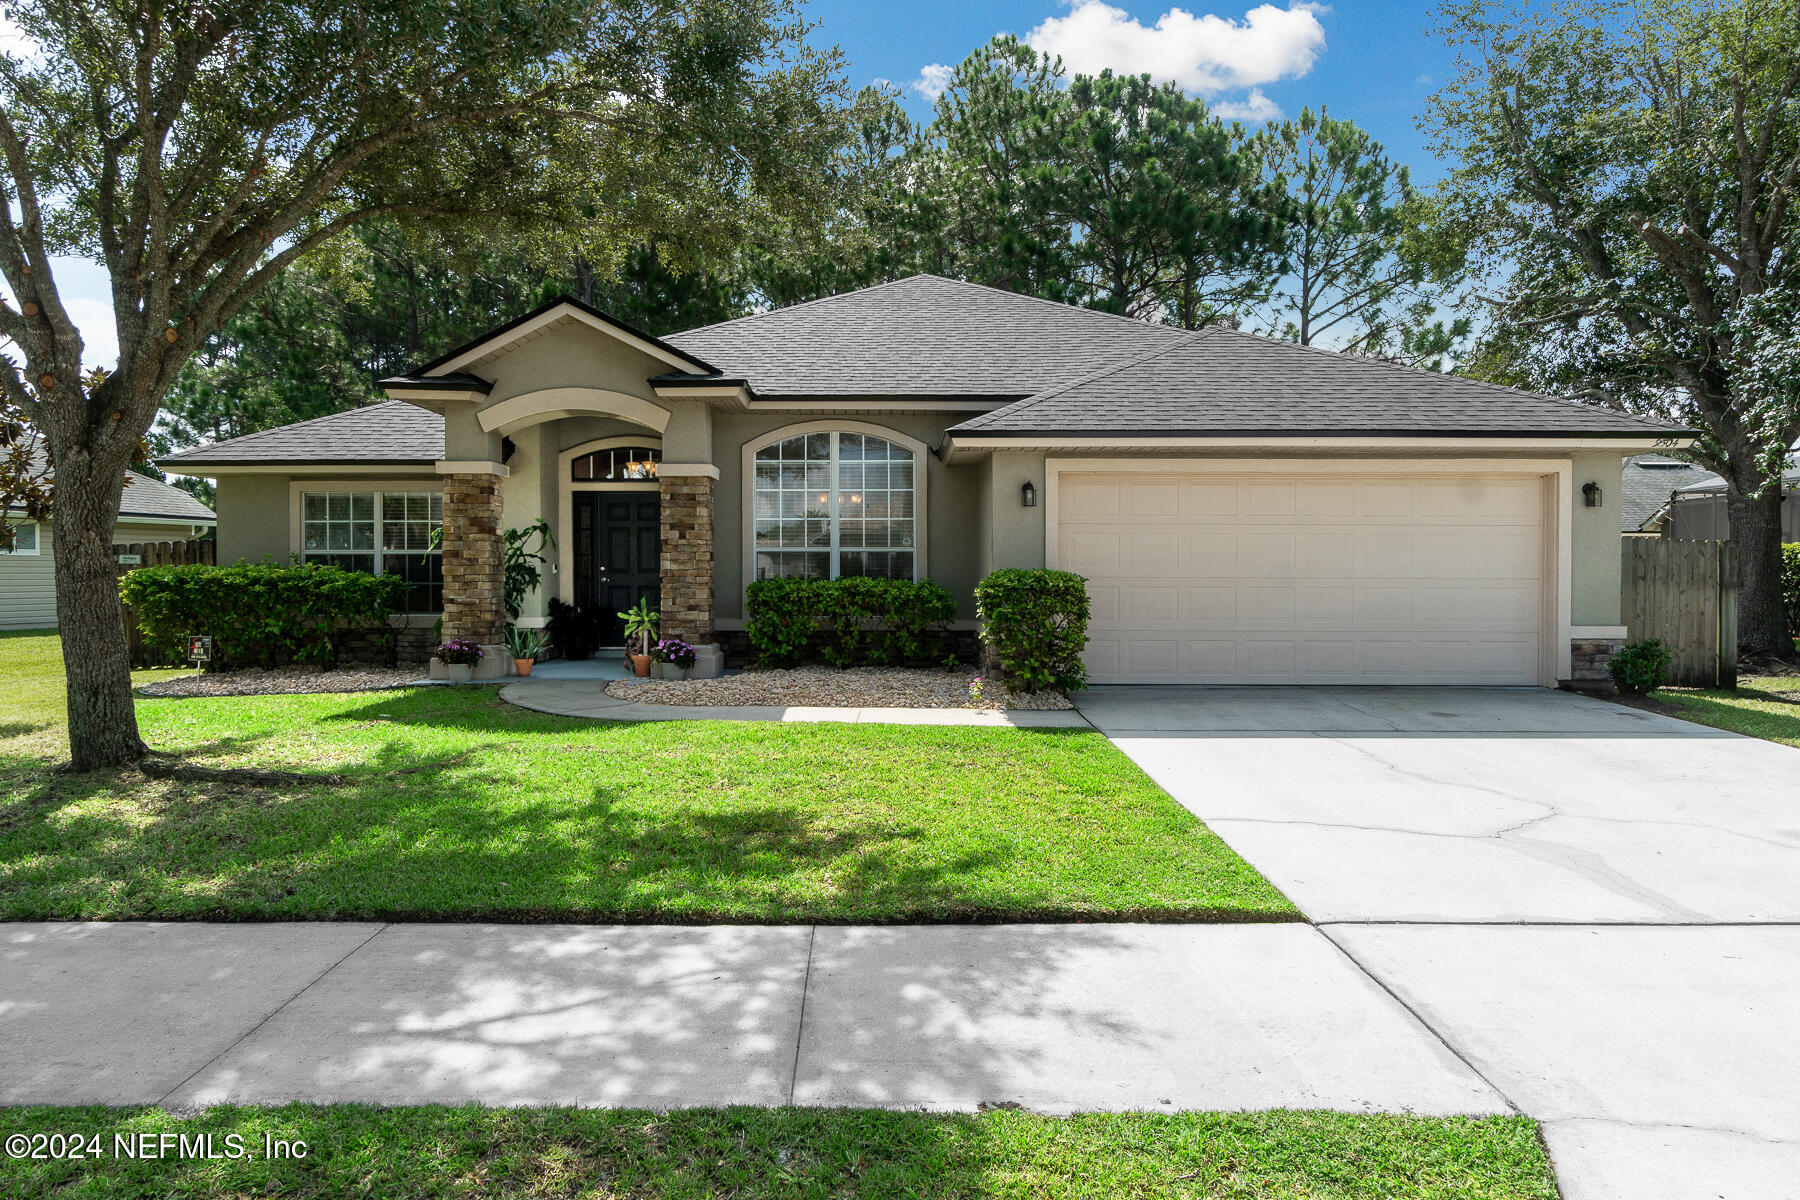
[1609,637,1672,696]
[546,598,604,661]
[744,577,957,668]
[974,568,1091,693]
[1782,543,1800,638]
[119,561,409,669]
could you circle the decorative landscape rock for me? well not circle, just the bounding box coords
[604,665,1073,711]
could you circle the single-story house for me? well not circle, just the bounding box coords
[161,273,1691,686]
[2,449,218,630]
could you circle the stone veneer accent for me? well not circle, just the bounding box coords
[440,472,506,644]
[660,474,715,644]
[1567,637,1624,691]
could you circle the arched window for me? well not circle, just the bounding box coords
[571,445,660,481]
[752,431,916,579]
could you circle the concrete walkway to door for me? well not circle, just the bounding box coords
[1079,684,1800,1200]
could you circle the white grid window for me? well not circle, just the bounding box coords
[752,432,915,580]
[2,520,38,555]
[301,491,442,612]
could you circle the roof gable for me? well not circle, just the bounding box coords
[950,326,1692,439]
[411,294,717,378]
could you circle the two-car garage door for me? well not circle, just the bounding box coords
[1058,471,1547,685]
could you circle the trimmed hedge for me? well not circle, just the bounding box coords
[975,568,1091,693]
[119,561,410,669]
[744,577,958,668]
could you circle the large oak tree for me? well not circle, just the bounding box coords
[1425,0,1800,659]
[0,0,853,768]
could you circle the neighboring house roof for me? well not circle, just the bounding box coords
[948,326,1691,439]
[7,443,215,523]
[1668,462,1800,497]
[161,400,444,467]
[1620,454,1720,531]
[663,274,1191,398]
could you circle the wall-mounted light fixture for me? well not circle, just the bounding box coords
[1582,481,1602,508]
[1020,481,1037,508]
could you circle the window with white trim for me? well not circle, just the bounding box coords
[1,520,38,554]
[752,432,916,580]
[301,491,443,612]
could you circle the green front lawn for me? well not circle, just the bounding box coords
[1635,675,1800,748]
[0,1105,1558,1199]
[0,632,1295,922]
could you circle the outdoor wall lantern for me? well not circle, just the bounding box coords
[1582,481,1602,508]
[1020,480,1038,508]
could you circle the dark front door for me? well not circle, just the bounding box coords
[573,491,661,645]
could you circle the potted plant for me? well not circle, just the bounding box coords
[505,625,548,677]
[651,637,697,680]
[618,596,659,677]
[435,637,483,683]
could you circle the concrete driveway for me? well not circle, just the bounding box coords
[1078,685,1800,1200]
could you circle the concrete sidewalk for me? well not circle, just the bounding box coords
[2,921,1504,1116]
[499,679,1090,728]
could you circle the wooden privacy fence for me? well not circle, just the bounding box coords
[114,538,216,667]
[1622,538,1738,687]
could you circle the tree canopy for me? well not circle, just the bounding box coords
[1424,0,1800,657]
[0,0,858,767]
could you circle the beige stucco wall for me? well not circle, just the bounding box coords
[214,474,294,564]
[1568,451,1625,626]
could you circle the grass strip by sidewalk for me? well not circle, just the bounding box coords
[0,632,1295,923]
[0,1105,1559,1199]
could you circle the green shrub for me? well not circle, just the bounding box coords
[1609,637,1672,695]
[744,577,957,668]
[974,568,1091,693]
[1782,543,1800,638]
[119,560,409,670]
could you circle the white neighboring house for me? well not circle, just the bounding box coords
[2,450,217,630]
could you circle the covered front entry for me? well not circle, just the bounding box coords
[1057,467,1549,685]
[572,492,661,645]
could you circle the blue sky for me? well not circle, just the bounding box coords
[810,0,1456,179]
[48,1,1459,369]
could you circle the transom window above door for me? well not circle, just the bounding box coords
[753,431,916,580]
[571,446,660,481]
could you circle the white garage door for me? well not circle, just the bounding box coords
[1059,471,1545,685]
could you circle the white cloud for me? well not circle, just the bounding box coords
[912,63,954,101]
[1026,1,1326,94]
[1211,88,1280,121]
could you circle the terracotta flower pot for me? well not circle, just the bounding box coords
[514,658,534,677]
[631,654,652,677]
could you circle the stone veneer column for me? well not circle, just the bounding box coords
[1567,636,1624,693]
[440,472,506,645]
[659,472,715,645]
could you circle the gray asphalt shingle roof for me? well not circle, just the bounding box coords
[1620,454,1720,531]
[11,443,216,522]
[161,401,443,466]
[949,326,1690,438]
[664,274,1189,397]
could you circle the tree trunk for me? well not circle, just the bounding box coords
[50,447,146,769]
[1725,470,1794,662]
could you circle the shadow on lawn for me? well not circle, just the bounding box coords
[0,734,1037,923]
